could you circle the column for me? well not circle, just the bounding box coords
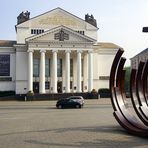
[52,50,58,93]
[65,50,71,93]
[77,50,82,92]
[39,49,46,93]
[28,49,33,92]
[73,55,77,92]
[88,50,93,92]
[83,53,88,92]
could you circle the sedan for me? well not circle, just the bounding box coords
[56,96,84,109]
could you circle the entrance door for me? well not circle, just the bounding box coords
[57,81,62,93]
[33,82,39,93]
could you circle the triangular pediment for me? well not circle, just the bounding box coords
[26,26,96,44]
[16,7,97,30]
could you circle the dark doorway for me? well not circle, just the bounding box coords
[57,81,62,93]
[33,82,39,93]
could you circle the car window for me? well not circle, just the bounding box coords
[70,97,81,100]
[75,97,79,99]
[69,97,74,99]
[68,99,74,102]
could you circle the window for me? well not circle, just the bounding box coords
[36,30,39,34]
[45,82,50,89]
[76,30,85,35]
[33,59,39,77]
[70,59,73,77]
[33,30,36,34]
[31,29,44,35]
[80,31,84,35]
[57,59,62,77]
[45,59,50,77]
[70,81,73,89]
[31,29,34,34]
[0,55,10,76]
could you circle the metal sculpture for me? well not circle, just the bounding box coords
[109,48,148,136]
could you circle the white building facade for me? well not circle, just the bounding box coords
[0,8,120,94]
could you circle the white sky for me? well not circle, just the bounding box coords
[0,0,148,66]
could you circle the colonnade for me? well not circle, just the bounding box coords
[28,49,93,93]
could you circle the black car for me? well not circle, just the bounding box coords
[56,96,84,109]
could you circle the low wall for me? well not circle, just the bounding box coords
[0,92,98,101]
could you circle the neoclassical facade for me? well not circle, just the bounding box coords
[0,8,120,94]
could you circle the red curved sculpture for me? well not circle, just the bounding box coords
[141,61,148,104]
[130,62,148,124]
[110,48,148,136]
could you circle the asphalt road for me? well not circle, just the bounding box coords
[0,99,148,148]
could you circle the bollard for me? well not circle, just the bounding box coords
[25,96,27,101]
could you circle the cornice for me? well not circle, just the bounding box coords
[14,44,27,52]
[28,41,94,49]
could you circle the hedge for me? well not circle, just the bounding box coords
[0,91,15,97]
[98,88,110,98]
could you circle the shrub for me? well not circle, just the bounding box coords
[26,90,34,96]
[0,91,15,97]
[26,91,34,101]
[98,88,110,98]
[91,89,97,93]
[89,89,98,99]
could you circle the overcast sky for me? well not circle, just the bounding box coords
[0,0,148,66]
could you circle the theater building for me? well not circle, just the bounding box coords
[0,8,120,95]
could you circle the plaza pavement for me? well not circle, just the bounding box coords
[0,99,148,148]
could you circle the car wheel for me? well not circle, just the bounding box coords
[76,104,81,108]
[58,105,62,109]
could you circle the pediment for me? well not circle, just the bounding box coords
[16,8,97,30]
[26,26,96,44]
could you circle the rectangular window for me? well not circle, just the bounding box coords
[31,29,34,34]
[70,59,73,77]
[33,29,36,34]
[57,59,62,77]
[33,59,39,77]
[39,30,42,34]
[70,81,73,89]
[0,55,10,76]
[36,30,39,34]
[45,82,50,89]
[45,59,50,77]
[31,29,44,34]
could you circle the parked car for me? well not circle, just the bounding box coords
[56,96,84,109]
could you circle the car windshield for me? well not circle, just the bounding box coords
[69,96,82,99]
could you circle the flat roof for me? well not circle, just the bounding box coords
[94,42,122,49]
[0,40,16,47]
